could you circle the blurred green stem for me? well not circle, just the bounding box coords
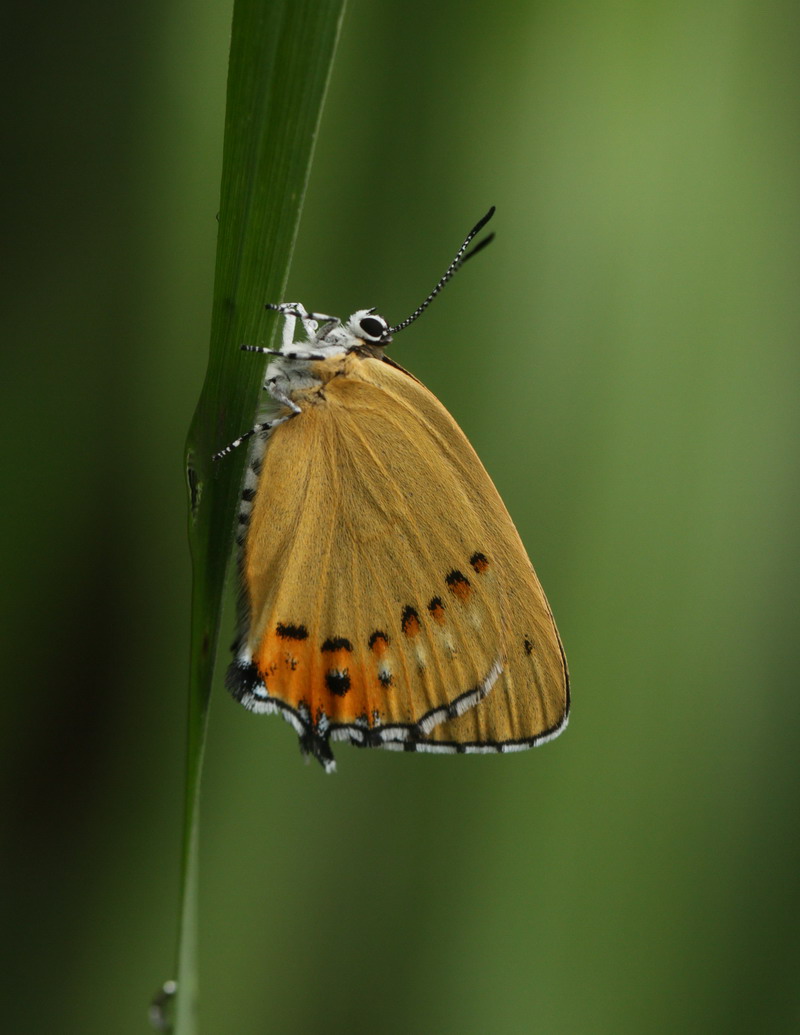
[170,2,346,1032]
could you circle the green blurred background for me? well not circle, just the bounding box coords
[3,0,799,1032]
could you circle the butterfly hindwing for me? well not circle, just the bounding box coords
[228,352,568,766]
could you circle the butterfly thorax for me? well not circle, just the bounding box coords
[266,321,389,407]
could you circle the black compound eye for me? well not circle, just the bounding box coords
[359,316,387,340]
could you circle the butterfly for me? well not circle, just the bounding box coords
[215,207,569,772]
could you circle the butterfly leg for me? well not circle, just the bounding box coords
[266,303,311,348]
[267,301,341,344]
[233,305,307,360]
[240,302,336,361]
[241,344,329,361]
[212,389,302,461]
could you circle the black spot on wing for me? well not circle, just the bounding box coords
[321,637,353,652]
[401,606,420,636]
[325,669,351,696]
[277,622,308,640]
[445,570,472,600]
[470,552,490,573]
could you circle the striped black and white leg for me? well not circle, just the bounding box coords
[267,301,341,343]
[240,344,329,361]
[212,394,301,461]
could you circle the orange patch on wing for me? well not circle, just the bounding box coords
[427,597,446,625]
[445,570,472,602]
[368,631,390,657]
[401,606,420,637]
[470,552,490,574]
[253,623,375,725]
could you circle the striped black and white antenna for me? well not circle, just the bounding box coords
[387,206,496,336]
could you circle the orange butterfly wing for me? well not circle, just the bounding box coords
[228,352,568,769]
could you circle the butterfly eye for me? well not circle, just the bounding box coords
[359,315,388,341]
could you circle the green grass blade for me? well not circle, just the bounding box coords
[172,2,346,1032]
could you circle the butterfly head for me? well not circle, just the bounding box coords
[346,309,392,347]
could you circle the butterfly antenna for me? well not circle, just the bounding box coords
[387,206,496,335]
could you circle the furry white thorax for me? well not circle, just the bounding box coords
[263,304,389,402]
